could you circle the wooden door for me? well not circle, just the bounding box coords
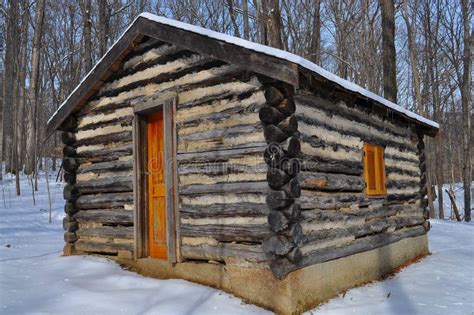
[147,111,168,259]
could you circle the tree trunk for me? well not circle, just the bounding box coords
[461,0,472,222]
[98,0,110,57]
[266,0,283,49]
[381,0,397,103]
[25,0,45,175]
[79,0,93,72]
[242,0,250,40]
[310,0,321,64]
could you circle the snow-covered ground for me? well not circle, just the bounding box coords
[1,173,473,314]
[433,182,473,220]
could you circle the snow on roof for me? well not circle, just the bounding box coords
[48,12,439,130]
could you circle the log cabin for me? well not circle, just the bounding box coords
[46,13,439,314]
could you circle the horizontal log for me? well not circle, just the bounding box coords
[262,235,294,256]
[75,131,132,147]
[298,171,364,192]
[259,105,285,125]
[280,158,301,177]
[64,202,78,216]
[277,115,298,134]
[300,191,367,210]
[61,132,76,145]
[267,168,290,189]
[60,116,77,132]
[266,189,293,210]
[64,232,78,243]
[74,240,133,255]
[76,226,134,239]
[76,143,133,162]
[264,142,284,167]
[181,242,268,264]
[287,247,303,264]
[76,176,133,194]
[65,221,78,233]
[299,153,363,176]
[178,145,265,163]
[78,160,133,174]
[63,184,79,201]
[274,98,295,115]
[64,172,76,184]
[180,224,269,243]
[75,192,134,210]
[281,137,301,157]
[264,86,284,106]
[74,210,133,224]
[63,158,79,172]
[270,225,426,279]
[280,203,301,222]
[180,203,268,219]
[268,210,289,233]
[263,124,290,143]
[179,181,268,195]
[63,146,76,158]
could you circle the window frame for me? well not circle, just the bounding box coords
[363,143,387,196]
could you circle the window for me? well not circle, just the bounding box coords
[363,143,386,196]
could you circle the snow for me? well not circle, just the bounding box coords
[48,13,439,130]
[1,173,472,314]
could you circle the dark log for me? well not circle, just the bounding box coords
[77,160,133,174]
[420,185,428,197]
[180,203,268,219]
[61,132,76,145]
[259,105,286,125]
[74,209,134,224]
[421,198,429,208]
[179,145,265,163]
[287,178,301,198]
[64,202,78,215]
[270,225,426,279]
[76,176,133,194]
[422,221,430,231]
[267,168,290,189]
[298,171,364,192]
[179,182,267,195]
[263,125,290,143]
[63,184,80,201]
[281,137,301,157]
[300,191,366,210]
[181,242,268,263]
[268,210,289,233]
[64,232,78,243]
[60,116,77,132]
[281,158,301,177]
[419,161,427,173]
[282,223,304,246]
[63,146,76,157]
[75,131,132,147]
[75,192,134,210]
[274,98,296,115]
[264,86,284,106]
[281,203,301,222]
[66,221,79,233]
[266,189,293,210]
[262,235,294,256]
[64,172,76,184]
[76,226,134,239]
[74,240,133,255]
[263,142,284,167]
[77,143,133,161]
[180,224,268,243]
[287,247,303,264]
[63,157,79,172]
[300,154,363,176]
[277,115,298,133]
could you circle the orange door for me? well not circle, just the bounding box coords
[147,112,168,259]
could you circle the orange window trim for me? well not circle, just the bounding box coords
[363,143,387,196]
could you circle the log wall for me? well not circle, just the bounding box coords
[268,89,429,278]
[62,37,271,265]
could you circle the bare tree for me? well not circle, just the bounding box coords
[460,0,471,222]
[25,0,45,176]
[381,0,397,103]
[79,0,93,72]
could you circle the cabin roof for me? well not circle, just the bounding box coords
[46,12,438,138]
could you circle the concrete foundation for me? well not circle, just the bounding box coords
[111,234,429,314]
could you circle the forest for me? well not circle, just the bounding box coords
[0,0,472,220]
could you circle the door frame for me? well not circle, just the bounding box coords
[132,95,179,262]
